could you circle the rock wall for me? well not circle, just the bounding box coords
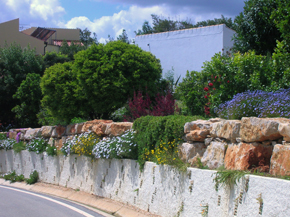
[6,120,133,150]
[1,150,290,217]
[181,117,290,176]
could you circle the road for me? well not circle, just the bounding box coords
[0,185,108,217]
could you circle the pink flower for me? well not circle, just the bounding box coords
[204,87,209,91]
[227,80,230,83]
[209,83,213,87]
[204,95,208,99]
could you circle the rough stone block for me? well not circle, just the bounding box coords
[178,142,206,162]
[184,120,212,134]
[81,120,113,133]
[52,125,66,138]
[75,123,84,134]
[224,142,273,171]
[185,130,209,142]
[270,145,290,176]
[110,122,133,137]
[278,123,290,142]
[240,117,288,142]
[66,124,76,135]
[55,138,64,150]
[24,128,41,140]
[41,126,54,138]
[201,141,226,169]
[210,120,241,142]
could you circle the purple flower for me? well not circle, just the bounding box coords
[16,132,21,143]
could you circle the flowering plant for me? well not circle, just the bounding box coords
[92,130,137,159]
[0,138,16,150]
[26,138,48,154]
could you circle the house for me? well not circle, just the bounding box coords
[0,18,80,55]
[135,24,236,80]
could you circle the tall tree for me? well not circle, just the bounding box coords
[117,29,130,44]
[233,0,282,55]
[79,28,98,48]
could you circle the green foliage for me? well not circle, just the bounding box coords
[192,15,236,30]
[79,28,98,48]
[26,170,39,185]
[12,73,42,128]
[93,130,138,159]
[0,133,6,140]
[233,0,281,55]
[110,107,129,122]
[176,51,286,116]
[70,117,88,124]
[4,170,25,183]
[133,115,204,169]
[59,40,86,60]
[40,62,83,124]
[43,52,70,69]
[0,42,44,127]
[13,141,26,153]
[46,145,57,156]
[26,138,48,154]
[117,29,130,44]
[74,41,163,119]
[213,169,247,191]
[0,138,16,150]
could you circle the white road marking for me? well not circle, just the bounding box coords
[0,185,95,217]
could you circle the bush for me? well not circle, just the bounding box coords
[26,170,39,185]
[26,138,48,154]
[13,141,26,153]
[0,138,16,150]
[46,145,57,156]
[61,131,99,157]
[93,130,138,159]
[4,170,25,183]
[215,88,290,119]
[133,115,204,168]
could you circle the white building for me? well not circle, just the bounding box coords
[135,24,235,80]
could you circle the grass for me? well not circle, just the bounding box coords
[13,141,26,153]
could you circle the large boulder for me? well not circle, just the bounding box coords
[24,128,41,140]
[110,122,133,137]
[185,130,209,142]
[51,125,66,138]
[178,142,207,162]
[278,123,290,142]
[81,120,113,133]
[41,126,54,138]
[184,120,212,134]
[270,145,290,176]
[240,117,288,142]
[201,141,226,169]
[224,142,273,171]
[210,120,241,142]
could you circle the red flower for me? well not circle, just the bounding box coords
[213,88,216,90]
[204,95,208,99]
[204,87,209,91]
[227,80,230,83]
[213,80,216,82]
[215,76,217,79]
[209,83,213,87]
[207,93,210,96]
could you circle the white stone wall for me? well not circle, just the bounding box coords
[135,24,235,80]
[1,150,289,217]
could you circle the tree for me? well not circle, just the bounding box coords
[73,41,163,119]
[40,62,83,123]
[117,29,130,44]
[135,21,154,35]
[192,15,236,31]
[271,0,290,49]
[0,43,44,128]
[79,28,98,48]
[233,0,282,55]
[12,73,42,128]
[43,51,70,69]
[59,40,85,60]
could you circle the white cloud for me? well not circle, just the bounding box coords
[29,0,65,21]
[62,5,172,42]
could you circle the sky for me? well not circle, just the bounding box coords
[0,0,245,43]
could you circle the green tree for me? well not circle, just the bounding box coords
[117,29,130,44]
[0,43,44,128]
[40,62,83,123]
[79,28,98,48]
[135,21,154,35]
[59,40,85,60]
[73,41,163,119]
[193,15,236,31]
[233,0,282,55]
[43,51,70,69]
[12,73,42,128]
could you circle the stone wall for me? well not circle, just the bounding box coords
[181,117,290,176]
[6,120,133,150]
[1,150,290,217]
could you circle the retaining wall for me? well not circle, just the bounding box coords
[1,150,290,217]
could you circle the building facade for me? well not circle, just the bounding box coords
[135,24,236,80]
[0,18,80,55]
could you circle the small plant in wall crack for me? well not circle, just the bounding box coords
[200,203,209,217]
[256,193,263,215]
[176,201,184,217]
[212,169,247,191]
[3,170,25,183]
[26,170,39,185]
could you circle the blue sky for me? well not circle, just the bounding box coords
[0,0,245,43]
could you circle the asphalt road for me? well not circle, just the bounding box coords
[0,185,107,217]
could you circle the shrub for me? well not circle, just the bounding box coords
[26,170,39,185]
[0,133,7,140]
[46,145,57,156]
[13,141,26,153]
[133,115,204,168]
[26,138,48,154]
[215,88,290,119]
[61,131,99,157]
[93,130,138,159]
[0,138,16,150]
[4,170,25,183]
